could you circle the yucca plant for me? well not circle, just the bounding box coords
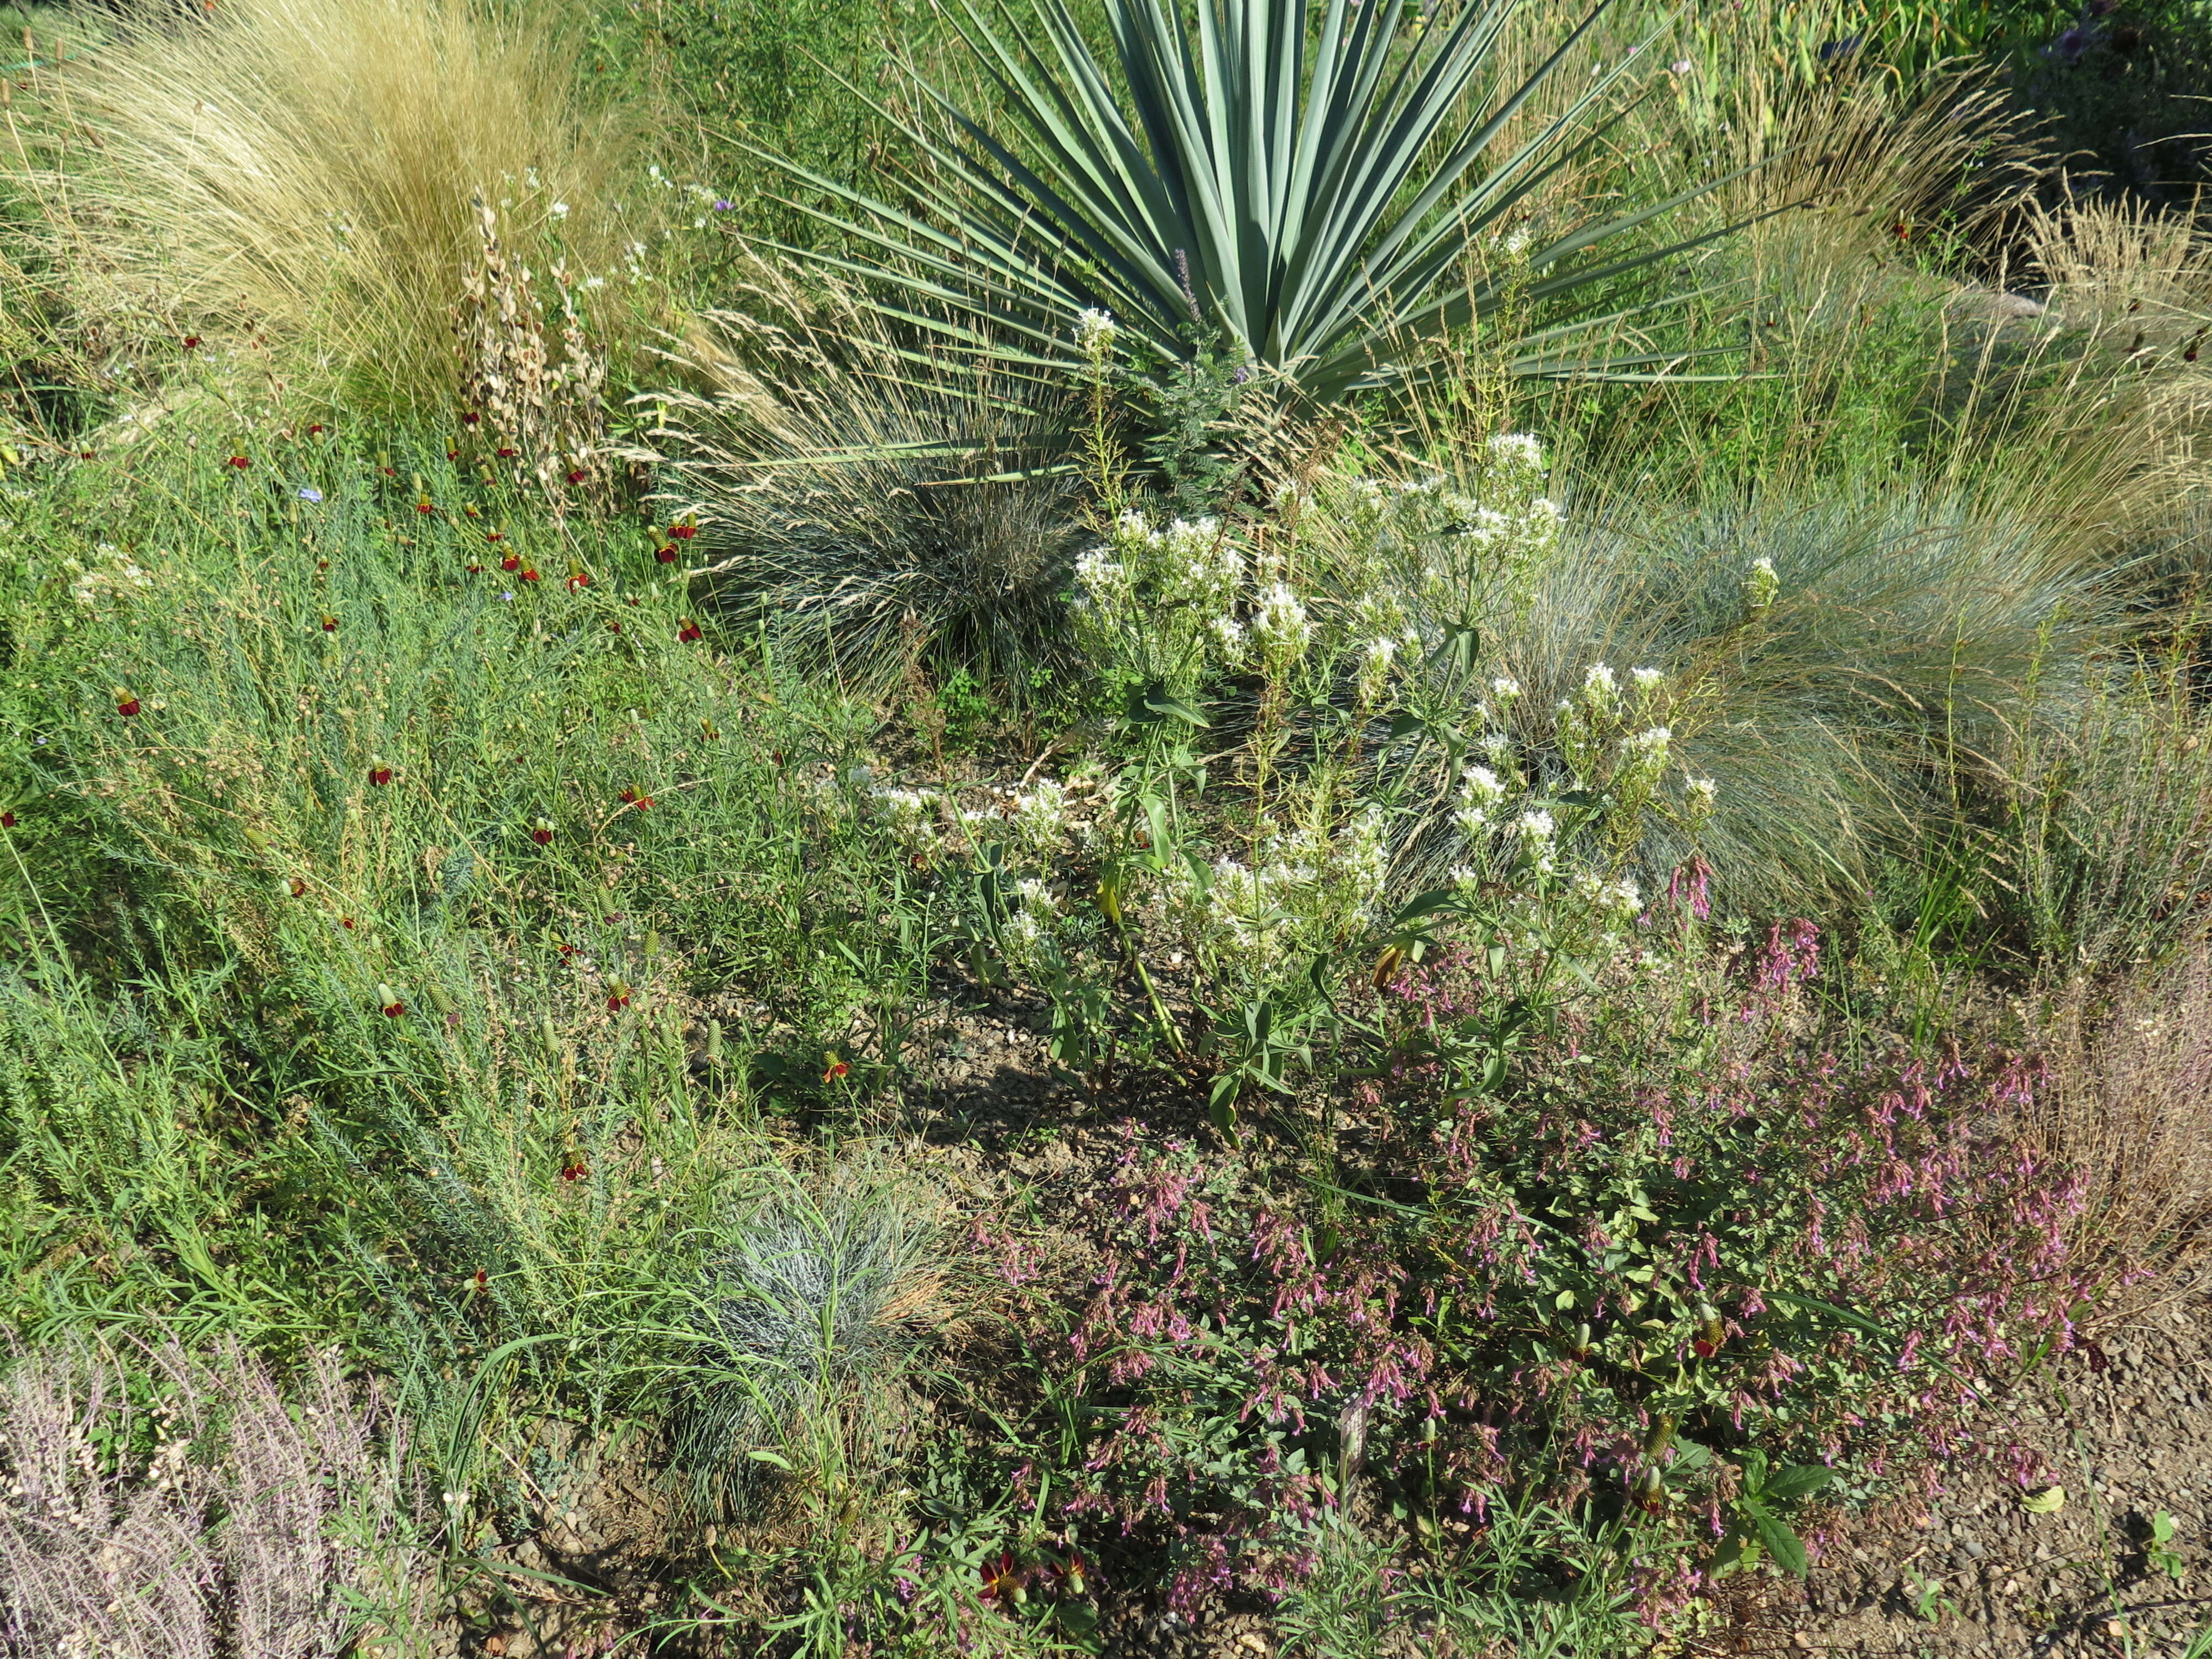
[756,0,1749,399]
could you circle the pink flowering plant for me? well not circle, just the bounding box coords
[990,895,2095,1621]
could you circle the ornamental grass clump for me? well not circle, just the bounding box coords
[676,1175,943,1517]
[33,0,646,414]
[652,270,1085,700]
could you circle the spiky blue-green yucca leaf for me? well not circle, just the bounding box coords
[752,0,1754,398]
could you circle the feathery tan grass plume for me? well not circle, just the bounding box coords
[2034,950,2212,1321]
[31,0,645,414]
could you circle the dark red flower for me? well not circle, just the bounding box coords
[1693,1337,1718,1359]
[667,520,697,540]
[486,528,505,542]
[618,787,652,810]
[380,465,397,477]
[340,916,356,929]
[368,759,393,786]
[607,982,632,1011]
[473,1267,489,1290]
[565,568,590,591]
[521,566,541,583]
[466,561,484,573]
[822,1057,849,1083]
[0,811,14,829]
[116,695,142,718]
[530,818,554,845]
[182,335,201,349]
[288,877,307,897]
[979,1551,1022,1602]
[561,1157,587,1182]
[566,469,588,486]
[608,621,623,634]
[227,455,250,469]
[445,449,459,462]
[655,544,679,565]
[416,498,436,515]
[497,447,518,459]
[677,619,703,643]
[461,411,481,426]
[557,942,576,956]
[307,423,327,435]
[501,552,522,572]
[79,450,95,460]
[320,615,338,632]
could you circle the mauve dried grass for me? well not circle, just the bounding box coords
[0,1339,426,1659]
[2033,948,2212,1314]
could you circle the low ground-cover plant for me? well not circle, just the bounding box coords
[971,904,2093,1623]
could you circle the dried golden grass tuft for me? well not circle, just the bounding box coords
[2034,950,2212,1317]
[24,0,647,415]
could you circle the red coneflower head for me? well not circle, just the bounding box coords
[486,528,505,542]
[340,916,356,929]
[978,1552,1024,1603]
[530,818,554,845]
[466,562,484,573]
[521,566,541,583]
[377,983,405,1018]
[460,410,481,426]
[496,447,518,460]
[182,335,201,349]
[822,1054,849,1083]
[227,455,250,469]
[677,619,703,643]
[320,615,338,632]
[368,757,393,786]
[116,691,141,717]
[500,552,522,572]
[667,518,697,540]
[566,469,588,486]
[561,1156,588,1182]
[472,1267,489,1290]
[417,497,436,515]
[618,787,653,810]
[655,544,679,564]
[607,982,632,1011]
[566,567,590,591]
[0,811,14,830]
[307,423,327,436]
[287,877,307,897]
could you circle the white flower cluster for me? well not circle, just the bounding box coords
[1572,869,1642,920]
[870,785,943,848]
[1073,307,1118,357]
[1744,555,1779,613]
[1000,875,1062,968]
[65,544,154,611]
[1160,808,1391,974]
